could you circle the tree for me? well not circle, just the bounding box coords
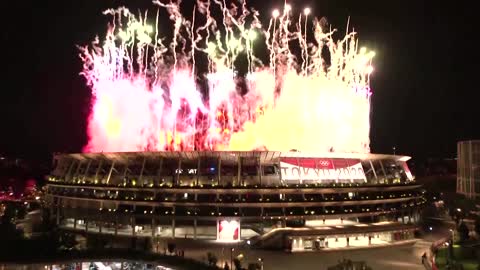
[0,205,24,243]
[59,232,78,250]
[457,221,469,242]
[87,234,108,249]
[38,208,55,232]
[167,242,176,254]
[233,258,242,270]
[247,263,261,270]
[142,238,152,251]
[206,252,218,266]
[327,259,372,270]
[447,239,454,262]
[474,216,480,237]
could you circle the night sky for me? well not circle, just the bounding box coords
[1,0,476,161]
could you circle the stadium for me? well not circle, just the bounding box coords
[45,151,425,251]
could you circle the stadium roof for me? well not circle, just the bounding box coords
[56,151,410,164]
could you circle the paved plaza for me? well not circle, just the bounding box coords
[60,220,434,270]
[168,238,432,270]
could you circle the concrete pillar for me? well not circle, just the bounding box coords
[379,160,387,181]
[152,218,156,238]
[237,156,241,186]
[106,161,116,185]
[56,203,60,225]
[257,156,262,186]
[73,161,83,182]
[196,157,201,186]
[368,160,378,181]
[194,219,197,239]
[94,160,104,183]
[175,159,182,187]
[218,156,222,186]
[122,158,129,184]
[132,217,136,236]
[138,156,147,186]
[82,160,92,182]
[157,157,163,185]
[65,160,76,183]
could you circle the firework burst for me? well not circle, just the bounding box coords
[79,1,375,153]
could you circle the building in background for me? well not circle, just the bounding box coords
[457,141,480,199]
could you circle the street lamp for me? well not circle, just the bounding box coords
[230,247,234,270]
[258,258,264,270]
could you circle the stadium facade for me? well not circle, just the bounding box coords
[45,151,425,251]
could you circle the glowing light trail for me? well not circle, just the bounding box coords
[79,1,375,153]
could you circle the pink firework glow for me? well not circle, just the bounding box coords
[79,1,375,153]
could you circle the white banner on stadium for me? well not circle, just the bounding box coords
[217,219,240,242]
[279,158,367,182]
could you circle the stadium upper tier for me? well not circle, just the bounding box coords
[48,151,414,187]
[45,151,424,221]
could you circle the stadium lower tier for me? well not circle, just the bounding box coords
[45,151,424,251]
[45,183,424,250]
[53,211,419,251]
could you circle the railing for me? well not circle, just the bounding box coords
[46,180,419,190]
[46,193,423,208]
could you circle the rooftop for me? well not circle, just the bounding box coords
[56,151,411,164]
